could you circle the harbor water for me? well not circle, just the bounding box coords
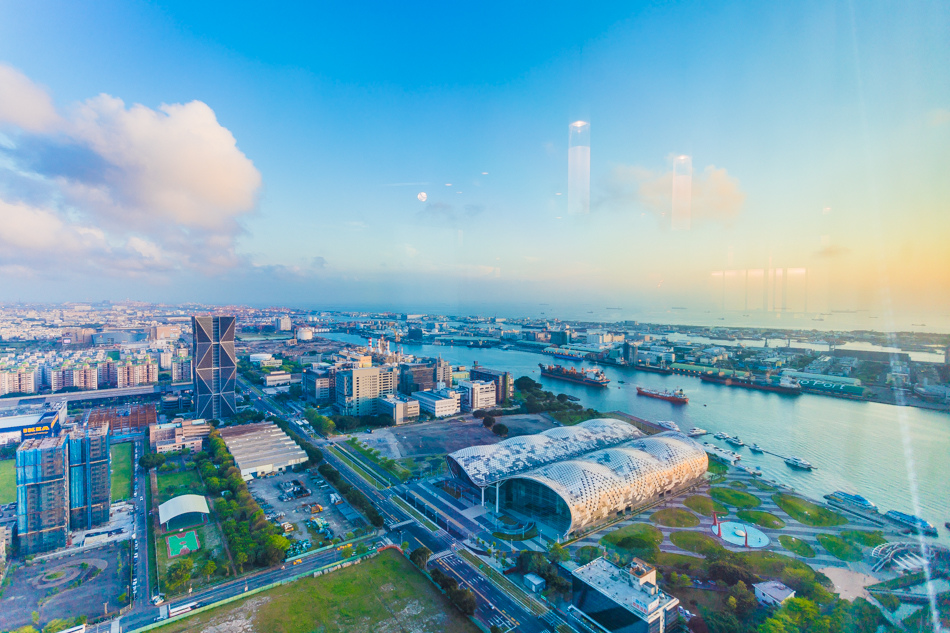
[319,333,950,544]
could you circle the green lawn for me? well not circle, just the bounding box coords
[772,493,848,527]
[0,459,14,504]
[110,443,133,502]
[706,460,728,475]
[709,487,761,509]
[156,469,204,503]
[683,495,729,517]
[669,531,725,557]
[654,552,707,574]
[601,523,663,551]
[779,535,816,558]
[750,479,776,491]
[841,530,887,547]
[154,549,479,633]
[738,551,818,580]
[817,534,864,562]
[650,508,700,528]
[729,481,748,489]
[736,510,785,529]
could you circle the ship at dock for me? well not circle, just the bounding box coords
[700,373,802,395]
[636,386,688,404]
[539,363,610,387]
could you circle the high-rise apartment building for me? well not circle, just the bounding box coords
[16,436,69,555]
[335,365,397,416]
[170,357,193,383]
[193,316,237,419]
[66,427,111,530]
[115,359,158,388]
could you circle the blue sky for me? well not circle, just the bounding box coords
[0,1,947,321]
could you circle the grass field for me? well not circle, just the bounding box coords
[650,508,700,527]
[669,531,724,557]
[683,495,729,517]
[750,479,776,491]
[654,552,706,574]
[710,487,761,509]
[841,530,887,547]
[772,493,848,527]
[736,510,786,529]
[817,534,864,562]
[0,459,14,504]
[779,535,816,558]
[154,549,479,633]
[706,460,728,475]
[737,550,818,580]
[729,481,748,489]
[157,469,204,503]
[110,443,133,502]
[601,523,663,551]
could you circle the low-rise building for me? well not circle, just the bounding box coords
[571,558,679,633]
[457,380,496,412]
[218,422,308,478]
[149,418,211,454]
[753,581,795,607]
[378,394,420,425]
[412,389,461,417]
[264,370,293,387]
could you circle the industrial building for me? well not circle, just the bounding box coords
[446,419,707,538]
[218,422,308,478]
[15,436,70,555]
[193,315,237,419]
[570,557,680,633]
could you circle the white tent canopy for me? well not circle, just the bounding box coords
[158,494,210,525]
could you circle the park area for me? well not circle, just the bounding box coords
[0,458,14,504]
[153,548,480,633]
[110,442,133,501]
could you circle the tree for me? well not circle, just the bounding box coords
[401,541,410,552]
[201,560,217,580]
[410,546,432,568]
[235,551,248,573]
[138,452,166,470]
[450,587,477,615]
[355,542,369,556]
[574,545,602,566]
[514,376,541,392]
[547,542,570,564]
[492,423,508,437]
[482,416,496,429]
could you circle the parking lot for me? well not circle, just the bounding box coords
[247,470,359,546]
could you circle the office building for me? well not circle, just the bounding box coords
[568,120,590,215]
[150,418,211,453]
[302,368,333,404]
[264,370,293,387]
[447,421,707,538]
[219,423,308,478]
[16,436,69,555]
[378,394,420,425]
[457,380,496,412]
[335,365,397,416]
[571,557,680,633]
[66,426,111,530]
[435,358,452,387]
[469,364,514,404]
[413,389,461,418]
[193,316,237,419]
[273,316,292,331]
[400,362,437,394]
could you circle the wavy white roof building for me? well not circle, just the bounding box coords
[446,420,707,537]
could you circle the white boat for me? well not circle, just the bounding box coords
[749,443,763,453]
[688,427,708,437]
[725,436,745,447]
[714,432,730,440]
[654,420,681,432]
[785,456,814,470]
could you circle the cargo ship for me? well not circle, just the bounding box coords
[539,363,610,387]
[884,510,937,536]
[700,373,802,395]
[628,362,674,375]
[636,386,688,404]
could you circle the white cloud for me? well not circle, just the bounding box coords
[0,64,61,133]
[0,63,262,279]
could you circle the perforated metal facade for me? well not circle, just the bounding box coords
[447,421,707,537]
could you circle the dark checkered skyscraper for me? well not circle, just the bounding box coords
[192,316,237,419]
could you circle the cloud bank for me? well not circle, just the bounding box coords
[0,62,261,279]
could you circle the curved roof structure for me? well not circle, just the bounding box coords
[158,494,210,525]
[446,418,643,487]
[510,432,707,535]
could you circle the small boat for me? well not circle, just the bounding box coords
[749,443,763,453]
[785,456,814,470]
[714,432,730,440]
[654,420,681,432]
[687,428,708,437]
[945,522,950,532]
[726,436,745,447]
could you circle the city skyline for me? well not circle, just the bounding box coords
[0,2,947,323]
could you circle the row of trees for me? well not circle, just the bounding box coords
[204,431,290,570]
[316,462,385,528]
[410,546,476,616]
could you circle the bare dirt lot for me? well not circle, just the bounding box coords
[360,414,557,460]
[0,541,130,631]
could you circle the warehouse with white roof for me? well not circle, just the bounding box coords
[218,422,308,479]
